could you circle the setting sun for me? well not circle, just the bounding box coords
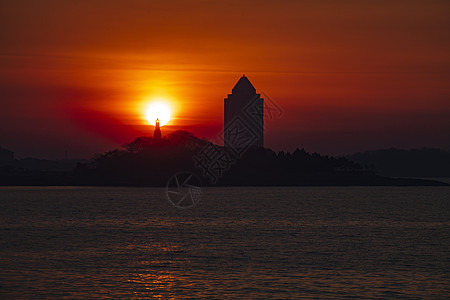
[146,101,171,126]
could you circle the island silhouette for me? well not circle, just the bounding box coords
[0,130,448,186]
[0,75,448,187]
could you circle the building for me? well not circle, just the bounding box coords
[224,75,264,152]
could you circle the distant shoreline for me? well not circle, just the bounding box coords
[0,176,448,187]
[2,142,449,188]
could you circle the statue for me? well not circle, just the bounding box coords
[154,118,162,140]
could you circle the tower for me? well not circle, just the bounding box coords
[153,118,161,140]
[224,75,264,152]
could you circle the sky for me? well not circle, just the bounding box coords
[1,0,449,159]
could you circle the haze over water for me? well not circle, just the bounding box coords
[1,186,449,298]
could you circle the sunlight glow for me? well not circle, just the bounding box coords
[145,101,172,126]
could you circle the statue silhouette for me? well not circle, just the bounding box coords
[154,118,162,140]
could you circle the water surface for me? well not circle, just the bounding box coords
[1,186,449,298]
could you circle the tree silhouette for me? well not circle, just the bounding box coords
[74,130,401,186]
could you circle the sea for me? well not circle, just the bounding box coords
[1,186,449,299]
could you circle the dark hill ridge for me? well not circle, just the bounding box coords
[0,131,448,186]
[346,148,450,178]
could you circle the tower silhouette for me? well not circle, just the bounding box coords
[224,75,264,150]
[154,118,161,140]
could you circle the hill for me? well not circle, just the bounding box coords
[346,148,450,178]
[1,132,447,186]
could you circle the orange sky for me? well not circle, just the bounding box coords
[1,0,449,158]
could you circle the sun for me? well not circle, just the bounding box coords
[145,101,171,126]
